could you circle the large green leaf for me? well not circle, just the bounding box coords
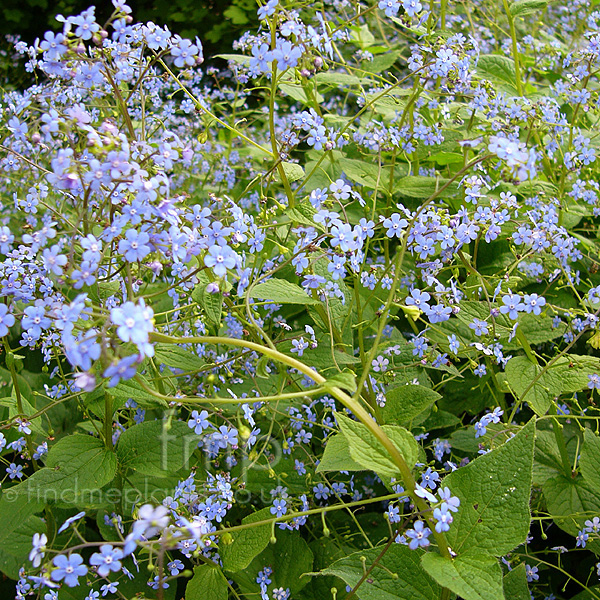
[108,375,168,409]
[580,428,600,485]
[11,435,117,504]
[220,508,273,572]
[0,395,45,436]
[551,355,600,394]
[477,55,517,90]
[382,384,441,425]
[316,433,365,473]
[336,413,419,478]
[154,344,204,373]
[503,563,531,600]
[230,530,313,595]
[116,419,196,477]
[394,175,459,199]
[543,475,600,543]
[186,563,228,600]
[278,161,305,183]
[0,513,45,579]
[421,552,503,600]
[505,356,561,416]
[249,279,320,305]
[0,494,44,577]
[505,355,600,416]
[444,419,535,556]
[510,0,549,16]
[321,544,441,600]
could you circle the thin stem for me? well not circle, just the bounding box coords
[503,0,523,96]
[150,332,452,558]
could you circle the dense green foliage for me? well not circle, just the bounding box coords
[1,0,600,599]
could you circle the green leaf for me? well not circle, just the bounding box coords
[221,508,273,572]
[444,419,535,556]
[510,0,549,16]
[550,355,600,394]
[339,157,383,189]
[505,355,600,416]
[477,55,517,89]
[581,428,600,485]
[394,175,459,199]
[0,395,45,436]
[336,413,419,477]
[250,279,320,305]
[278,162,305,183]
[116,419,196,477]
[186,564,228,600]
[287,202,323,230]
[154,344,204,372]
[360,50,403,73]
[223,5,249,24]
[215,53,250,65]
[108,375,168,409]
[421,552,503,600]
[0,494,43,565]
[192,274,225,325]
[11,435,117,504]
[505,356,561,416]
[572,586,600,600]
[316,434,365,473]
[543,474,600,542]
[315,72,362,85]
[229,530,313,595]
[324,371,357,393]
[503,563,531,600]
[382,384,441,425]
[426,151,464,166]
[0,512,45,579]
[320,544,441,600]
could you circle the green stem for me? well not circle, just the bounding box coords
[550,405,572,477]
[268,21,295,209]
[502,0,523,95]
[441,0,447,30]
[149,332,452,558]
[104,391,113,450]
[3,338,37,468]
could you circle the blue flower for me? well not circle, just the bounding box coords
[204,244,238,278]
[402,0,423,16]
[313,483,330,500]
[0,304,15,336]
[29,532,47,568]
[271,498,288,517]
[433,504,454,533]
[258,0,279,20]
[378,0,400,17]
[103,355,139,387]
[118,229,151,262]
[525,564,539,582]
[523,293,546,315]
[469,318,489,336]
[448,334,460,354]
[51,553,88,587]
[272,40,302,70]
[90,544,124,577]
[57,511,86,533]
[188,409,210,434]
[383,213,408,238]
[406,520,431,549]
[6,463,23,479]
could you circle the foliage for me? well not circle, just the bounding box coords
[0,0,600,599]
